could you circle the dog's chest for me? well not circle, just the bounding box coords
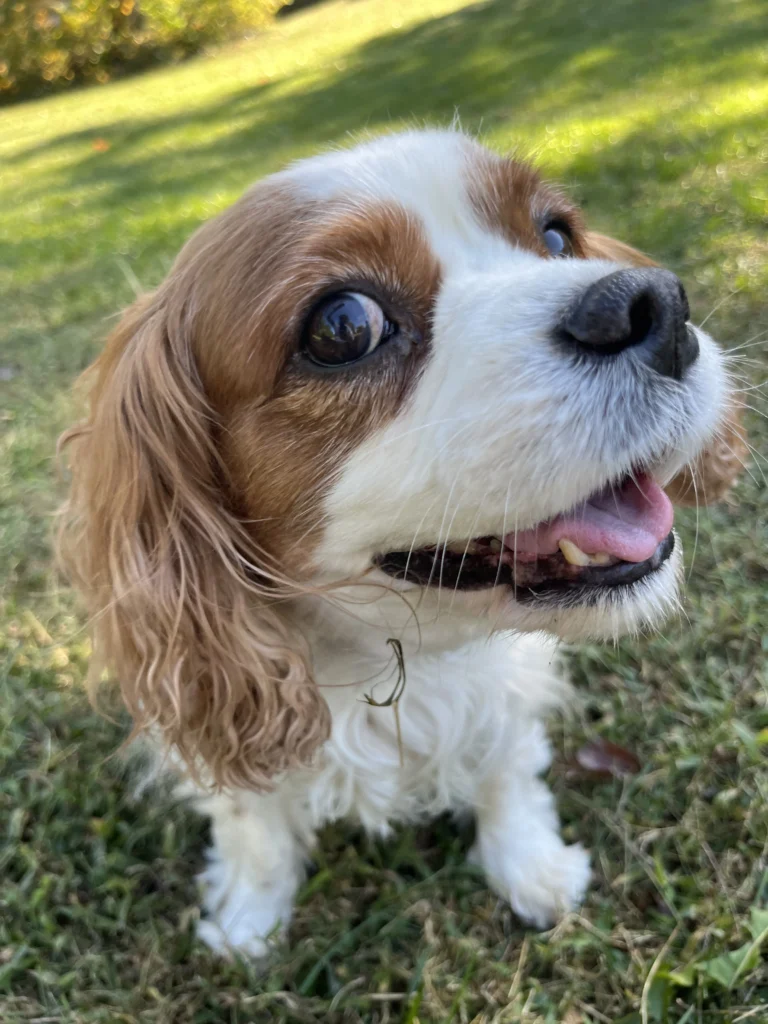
[295,636,564,833]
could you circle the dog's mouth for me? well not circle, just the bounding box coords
[375,472,676,599]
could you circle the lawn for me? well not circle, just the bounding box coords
[1,0,767,1020]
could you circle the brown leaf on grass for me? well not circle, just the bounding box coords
[561,1011,584,1024]
[92,138,111,152]
[574,738,642,779]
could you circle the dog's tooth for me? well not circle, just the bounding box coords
[559,540,612,566]
[445,541,468,554]
[590,552,612,565]
[559,539,592,566]
[446,540,482,555]
[488,538,502,553]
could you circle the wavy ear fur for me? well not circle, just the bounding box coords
[664,398,747,506]
[583,231,658,268]
[59,293,330,790]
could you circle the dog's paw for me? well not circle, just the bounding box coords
[197,918,273,960]
[196,857,292,959]
[506,841,591,928]
[477,839,591,929]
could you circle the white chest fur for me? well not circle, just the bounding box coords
[193,628,586,957]
[288,632,567,834]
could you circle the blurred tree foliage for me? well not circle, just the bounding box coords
[0,0,288,103]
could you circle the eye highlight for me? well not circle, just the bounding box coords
[543,221,574,258]
[303,291,396,367]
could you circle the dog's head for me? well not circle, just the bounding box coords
[61,130,734,787]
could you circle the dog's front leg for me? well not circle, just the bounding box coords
[193,788,309,958]
[470,718,591,928]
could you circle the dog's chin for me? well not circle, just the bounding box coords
[490,537,683,642]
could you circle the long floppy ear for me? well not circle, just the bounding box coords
[585,232,747,505]
[58,293,330,790]
[664,398,747,506]
[583,231,658,268]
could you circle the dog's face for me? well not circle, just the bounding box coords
[61,130,730,787]
[211,130,724,638]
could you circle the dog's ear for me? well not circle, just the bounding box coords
[665,400,747,506]
[583,231,658,267]
[59,291,330,790]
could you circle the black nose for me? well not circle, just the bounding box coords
[560,268,699,380]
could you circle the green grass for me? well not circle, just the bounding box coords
[1,0,767,1020]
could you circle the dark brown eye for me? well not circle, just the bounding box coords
[543,223,573,258]
[304,291,394,367]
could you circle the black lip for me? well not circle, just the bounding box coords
[519,531,675,602]
[375,532,675,602]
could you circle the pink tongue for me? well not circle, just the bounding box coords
[507,474,674,564]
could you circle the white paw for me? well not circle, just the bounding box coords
[197,918,272,959]
[479,840,591,929]
[196,856,294,959]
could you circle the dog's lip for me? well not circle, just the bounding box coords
[373,471,676,594]
[374,531,675,594]
[514,532,676,599]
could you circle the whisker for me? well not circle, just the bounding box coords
[449,482,494,614]
[731,380,768,395]
[436,482,466,616]
[686,461,701,584]
[725,329,768,353]
[716,436,764,490]
[488,483,514,637]
[375,413,478,448]
[426,467,463,603]
[697,287,741,329]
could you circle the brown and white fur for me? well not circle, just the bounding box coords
[60,129,733,957]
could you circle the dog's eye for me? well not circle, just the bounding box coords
[304,292,396,367]
[543,222,573,258]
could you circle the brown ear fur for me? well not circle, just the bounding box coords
[664,399,747,506]
[583,231,658,268]
[58,293,330,790]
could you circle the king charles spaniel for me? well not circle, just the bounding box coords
[60,129,739,957]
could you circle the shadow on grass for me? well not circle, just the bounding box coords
[7,0,765,189]
[2,0,764,330]
[2,3,767,1017]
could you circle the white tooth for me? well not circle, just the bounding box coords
[559,539,593,566]
[446,540,480,555]
[559,540,613,566]
[489,538,502,553]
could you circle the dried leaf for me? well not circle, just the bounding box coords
[92,138,111,152]
[575,738,642,778]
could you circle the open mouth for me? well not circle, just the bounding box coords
[375,472,676,599]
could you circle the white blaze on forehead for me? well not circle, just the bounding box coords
[283,129,523,269]
[294,130,726,650]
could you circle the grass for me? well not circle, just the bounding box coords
[1,0,767,1020]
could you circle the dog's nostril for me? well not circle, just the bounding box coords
[626,293,654,348]
[559,268,699,380]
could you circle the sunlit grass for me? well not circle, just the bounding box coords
[1,0,766,1020]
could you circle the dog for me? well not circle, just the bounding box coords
[60,128,737,957]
